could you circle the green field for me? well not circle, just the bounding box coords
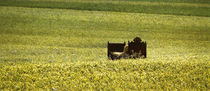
[0,0,209,90]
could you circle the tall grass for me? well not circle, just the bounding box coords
[0,59,209,90]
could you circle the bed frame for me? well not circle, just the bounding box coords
[107,37,146,60]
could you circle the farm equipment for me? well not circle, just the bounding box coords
[108,37,146,60]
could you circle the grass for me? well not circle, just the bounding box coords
[0,0,210,90]
[0,60,209,90]
[0,0,210,17]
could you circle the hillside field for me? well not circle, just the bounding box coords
[0,0,209,90]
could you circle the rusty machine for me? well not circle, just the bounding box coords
[108,37,146,60]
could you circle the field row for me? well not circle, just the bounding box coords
[0,0,210,17]
[5,0,210,4]
[0,59,209,90]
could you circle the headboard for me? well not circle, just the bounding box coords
[107,41,125,57]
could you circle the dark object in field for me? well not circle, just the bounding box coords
[108,37,146,60]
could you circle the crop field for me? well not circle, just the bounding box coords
[0,0,210,90]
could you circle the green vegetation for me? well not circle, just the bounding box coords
[1,60,208,90]
[0,0,209,90]
[0,0,210,17]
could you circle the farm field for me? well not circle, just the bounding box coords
[0,0,210,90]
